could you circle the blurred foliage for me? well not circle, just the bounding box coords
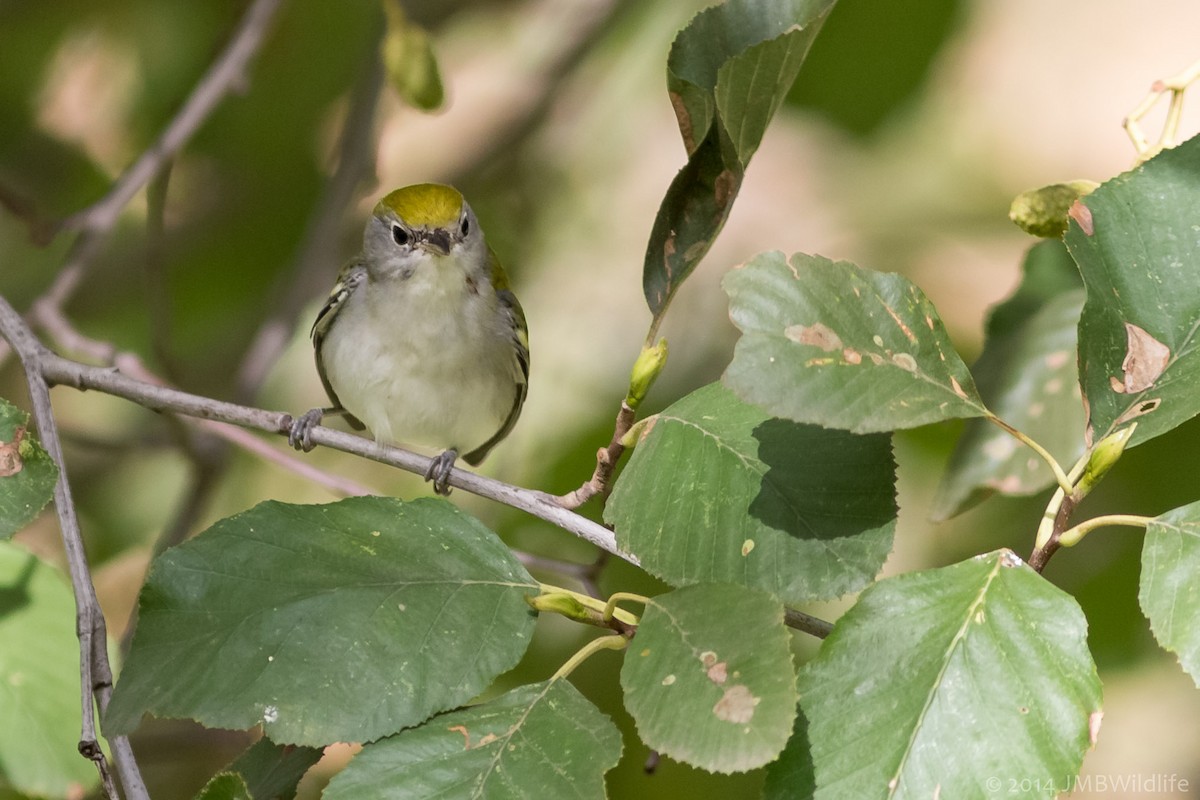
[2,0,1200,797]
[787,0,965,136]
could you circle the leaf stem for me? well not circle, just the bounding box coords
[986,413,1073,493]
[604,591,651,622]
[551,635,629,681]
[536,583,640,627]
[1058,514,1153,548]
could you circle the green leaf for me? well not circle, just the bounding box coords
[723,251,987,432]
[213,738,323,800]
[1140,499,1200,686]
[380,0,444,111]
[195,774,252,800]
[606,382,896,603]
[620,584,797,774]
[324,679,621,799]
[798,550,1101,799]
[0,398,57,540]
[933,241,1085,519]
[105,497,538,745]
[644,0,836,319]
[761,709,815,800]
[0,542,100,798]
[1066,133,1200,449]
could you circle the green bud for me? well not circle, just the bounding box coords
[381,0,444,111]
[1076,423,1136,499]
[1009,180,1100,238]
[527,592,593,623]
[619,415,658,449]
[626,339,668,409]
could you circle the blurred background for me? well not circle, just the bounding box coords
[3,0,1200,797]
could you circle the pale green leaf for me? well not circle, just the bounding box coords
[0,542,99,798]
[620,584,797,774]
[798,550,1101,798]
[724,251,987,433]
[0,397,57,540]
[1140,499,1200,686]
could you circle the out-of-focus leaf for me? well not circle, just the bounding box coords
[214,738,323,800]
[380,0,444,110]
[1066,133,1200,449]
[106,497,538,745]
[798,550,1102,798]
[723,251,987,432]
[620,584,796,774]
[607,382,896,603]
[933,240,1085,519]
[0,398,57,540]
[0,542,100,798]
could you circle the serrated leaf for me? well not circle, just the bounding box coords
[0,397,58,540]
[1140,499,1200,686]
[324,679,621,799]
[724,251,987,433]
[216,738,323,800]
[105,497,538,745]
[606,382,896,603]
[620,584,797,774]
[798,550,1101,799]
[644,0,835,318]
[0,542,100,798]
[933,240,1085,519]
[195,773,252,800]
[1066,133,1200,449]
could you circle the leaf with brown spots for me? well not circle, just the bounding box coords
[620,584,797,774]
[723,251,987,433]
[1067,133,1200,448]
[0,398,58,540]
[644,0,836,319]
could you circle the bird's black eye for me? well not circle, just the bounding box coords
[392,225,409,246]
[460,215,470,237]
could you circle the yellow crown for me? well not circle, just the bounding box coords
[376,183,464,228]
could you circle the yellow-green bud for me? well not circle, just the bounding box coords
[619,415,658,449]
[626,339,668,409]
[527,592,593,623]
[1076,423,1136,499]
[1009,180,1100,238]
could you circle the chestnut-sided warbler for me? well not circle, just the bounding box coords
[288,183,529,494]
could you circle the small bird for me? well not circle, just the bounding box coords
[289,183,529,494]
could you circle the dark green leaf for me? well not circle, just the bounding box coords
[106,497,538,745]
[933,241,1085,519]
[324,679,621,799]
[1067,133,1200,449]
[723,251,987,432]
[0,542,99,797]
[0,397,57,540]
[195,774,252,800]
[607,383,896,603]
[644,0,836,318]
[1140,499,1200,686]
[798,550,1101,798]
[216,738,323,800]
[761,707,815,800]
[620,584,797,774]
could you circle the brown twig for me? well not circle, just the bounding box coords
[556,401,636,508]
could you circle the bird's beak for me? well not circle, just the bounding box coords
[419,229,451,256]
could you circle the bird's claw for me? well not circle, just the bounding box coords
[425,449,458,496]
[288,408,325,452]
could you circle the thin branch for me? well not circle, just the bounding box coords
[556,401,636,508]
[31,0,285,336]
[0,304,147,798]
